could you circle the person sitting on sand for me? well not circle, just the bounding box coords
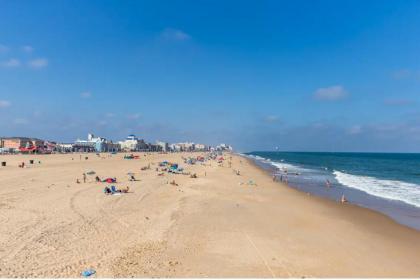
[76,179,80,184]
[190,173,198,178]
[129,175,136,181]
[104,186,112,194]
[95,176,101,182]
[341,194,348,203]
[170,180,178,186]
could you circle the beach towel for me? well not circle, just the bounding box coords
[104,178,116,183]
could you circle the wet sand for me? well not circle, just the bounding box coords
[0,152,419,277]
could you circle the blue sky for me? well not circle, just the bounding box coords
[1,0,420,152]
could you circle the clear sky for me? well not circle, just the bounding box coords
[1,0,420,152]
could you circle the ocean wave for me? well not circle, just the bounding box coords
[334,170,420,208]
[246,154,308,173]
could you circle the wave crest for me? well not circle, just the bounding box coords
[334,170,420,208]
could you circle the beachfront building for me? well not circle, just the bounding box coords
[194,143,209,151]
[169,143,181,152]
[74,133,120,153]
[216,143,233,151]
[171,142,195,152]
[156,141,169,152]
[119,134,148,152]
[146,143,163,152]
[55,143,74,153]
[168,142,210,152]
[0,137,45,153]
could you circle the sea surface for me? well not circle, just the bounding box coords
[244,151,420,230]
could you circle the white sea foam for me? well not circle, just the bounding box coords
[270,161,303,173]
[247,154,308,173]
[334,170,420,208]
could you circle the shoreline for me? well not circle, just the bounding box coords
[243,152,420,231]
[241,153,420,234]
[1,152,420,277]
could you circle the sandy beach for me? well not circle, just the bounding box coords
[0,152,420,277]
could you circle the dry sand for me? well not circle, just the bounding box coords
[0,152,420,277]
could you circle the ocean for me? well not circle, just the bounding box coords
[244,151,420,230]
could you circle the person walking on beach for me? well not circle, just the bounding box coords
[83,173,86,183]
[326,179,331,188]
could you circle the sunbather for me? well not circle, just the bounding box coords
[103,177,117,183]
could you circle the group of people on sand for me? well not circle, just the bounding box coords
[73,172,133,196]
[271,174,348,204]
[103,185,129,195]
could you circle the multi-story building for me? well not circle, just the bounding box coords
[194,143,208,151]
[119,134,147,152]
[156,141,169,152]
[0,137,44,152]
[216,143,233,151]
[74,133,120,153]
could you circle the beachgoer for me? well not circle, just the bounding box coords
[341,194,348,203]
[326,179,331,188]
[83,173,86,183]
[76,179,80,184]
[95,176,101,182]
[104,186,111,194]
[272,175,276,182]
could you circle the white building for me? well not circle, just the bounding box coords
[74,133,120,152]
[156,141,169,152]
[216,143,233,151]
[119,134,147,151]
[194,143,208,151]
